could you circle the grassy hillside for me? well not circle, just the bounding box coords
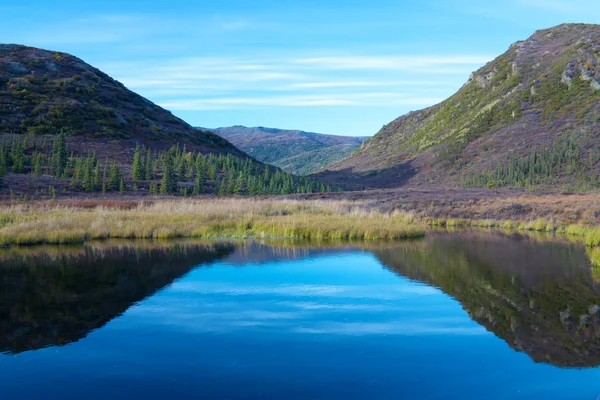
[0,45,336,198]
[0,44,240,155]
[208,126,367,175]
[317,24,600,191]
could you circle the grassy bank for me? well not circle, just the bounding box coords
[423,217,600,247]
[2,197,600,248]
[0,199,425,246]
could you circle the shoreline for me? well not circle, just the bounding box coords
[1,196,599,248]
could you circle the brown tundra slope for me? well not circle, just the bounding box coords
[0,44,244,157]
[315,24,600,191]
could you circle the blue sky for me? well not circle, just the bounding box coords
[1,1,598,136]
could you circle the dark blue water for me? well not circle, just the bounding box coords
[2,233,600,399]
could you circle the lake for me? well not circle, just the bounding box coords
[1,232,600,399]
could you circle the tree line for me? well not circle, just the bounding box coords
[0,132,335,196]
[460,132,600,191]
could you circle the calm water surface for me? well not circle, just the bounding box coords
[2,232,600,399]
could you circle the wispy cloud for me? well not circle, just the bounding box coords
[295,55,493,70]
[97,53,482,112]
[159,95,445,110]
[515,0,596,15]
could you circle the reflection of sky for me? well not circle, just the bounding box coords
[125,254,483,337]
[2,251,600,399]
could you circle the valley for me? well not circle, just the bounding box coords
[206,125,367,175]
[1,24,600,239]
[3,4,600,397]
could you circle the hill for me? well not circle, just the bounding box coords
[0,45,334,198]
[316,24,600,191]
[0,44,240,155]
[207,126,367,175]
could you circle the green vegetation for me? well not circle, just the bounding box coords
[327,24,600,189]
[0,44,241,153]
[275,144,361,175]
[460,130,600,190]
[422,216,600,248]
[210,126,366,175]
[0,134,334,196]
[0,199,425,246]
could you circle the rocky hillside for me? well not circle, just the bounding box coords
[0,44,241,155]
[317,24,600,191]
[207,126,367,175]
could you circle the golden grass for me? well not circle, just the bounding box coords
[2,197,599,248]
[0,199,425,246]
[421,216,600,247]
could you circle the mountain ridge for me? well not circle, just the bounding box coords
[316,23,600,191]
[206,125,368,175]
[0,44,243,156]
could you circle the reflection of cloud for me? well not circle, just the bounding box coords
[128,299,482,337]
[120,274,478,338]
[294,322,486,336]
[168,281,440,299]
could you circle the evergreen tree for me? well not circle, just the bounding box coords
[145,148,154,180]
[160,151,177,194]
[108,163,122,191]
[81,152,98,192]
[208,163,217,180]
[234,173,245,195]
[193,168,206,195]
[131,145,145,180]
[32,152,43,176]
[51,131,68,177]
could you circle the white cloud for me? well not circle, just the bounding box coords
[294,55,492,70]
[94,53,481,112]
[159,94,445,110]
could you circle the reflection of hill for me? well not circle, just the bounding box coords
[223,241,368,265]
[373,232,600,368]
[0,241,234,354]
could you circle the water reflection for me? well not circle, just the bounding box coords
[373,231,600,368]
[0,241,235,354]
[1,233,600,370]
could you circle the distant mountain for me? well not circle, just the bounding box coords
[0,44,242,155]
[316,24,600,191]
[206,126,368,175]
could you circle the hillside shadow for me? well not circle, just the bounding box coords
[311,160,416,190]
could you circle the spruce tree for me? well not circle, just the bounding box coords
[193,168,206,195]
[51,131,68,177]
[145,148,154,180]
[160,151,176,194]
[131,145,145,180]
[108,163,122,191]
[234,173,245,195]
